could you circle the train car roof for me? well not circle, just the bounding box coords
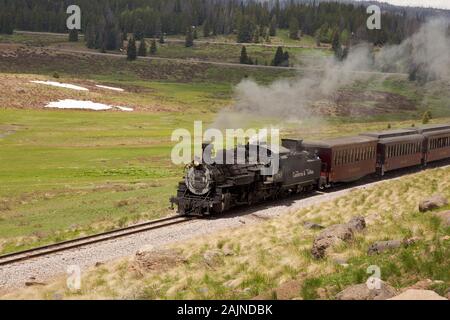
[416,124,450,133]
[378,134,424,145]
[421,128,450,137]
[303,136,378,148]
[360,128,417,139]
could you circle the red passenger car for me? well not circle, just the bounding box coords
[361,129,424,175]
[304,136,378,184]
[422,129,450,163]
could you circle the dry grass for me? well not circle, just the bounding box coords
[3,166,449,300]
[0,73,178,112]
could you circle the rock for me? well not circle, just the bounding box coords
[347,216,366,232]
[419,194,448,212]
[367,240,402,255]
[303,221,325,230]
[222,248,234,256]
[252,280,302,300]
[203,249,223,267]
[406,279,444,291]
[25,281,46,287]
[336,281,397,300]
[95,262,104,267]
[275,280,302,300]
[403,237,421,246]
[368,237,420,255]
[311,224,353,259]
[388,289,447,300]
[131,248,186,273]
[432,210,450,227]
[224,278,243,289]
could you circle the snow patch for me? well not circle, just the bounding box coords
[116,106,134,112]
[95,85,125,92]
[31,81,89,91]
[44,99,133,112]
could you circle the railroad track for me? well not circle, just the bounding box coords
[0,215,192,267]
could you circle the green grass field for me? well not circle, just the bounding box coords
[0,30,449,256]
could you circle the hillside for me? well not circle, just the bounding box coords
[2,165,449,299]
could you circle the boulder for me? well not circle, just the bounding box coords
[347,216,366,232]
[311,216,367,259]
[25,281,46,287]
[419,194,448,212]
[303,221,325,230]
[132,248,186,273]
[432,210,450,227]
[367,240,402,255]
[368,237,420,255]
[336,281,397,300]
[406,279,444,291]
[203,249,223,267]
[311,224,353,259]
[388,289,447,300]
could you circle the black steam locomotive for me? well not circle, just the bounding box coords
[170,123,450,216]
[170,140,323,216]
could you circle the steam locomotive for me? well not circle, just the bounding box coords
[170,123,450,216]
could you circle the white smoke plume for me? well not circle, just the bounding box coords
[212,18,450,129]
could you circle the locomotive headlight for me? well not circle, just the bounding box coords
[185,165,212,195]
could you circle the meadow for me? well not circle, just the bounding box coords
[0,31,449,256]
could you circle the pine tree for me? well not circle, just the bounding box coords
[289,18,299,40]
[150,39,157,54]
[269,16,277,37]
[85,24,96,49]
[253,29,260,43]
[138,40,147,56]
[159,33,165,44]
[127,37,137,61]
[272,46,284,66]
[69,29,78,42]
[237,16,255,43]
[422,111,432,124]
[185,27,194,47]
[282,51,290,67]
[240,46,249,64]
[203,20,211,38]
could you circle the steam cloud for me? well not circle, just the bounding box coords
[212,18,450,129]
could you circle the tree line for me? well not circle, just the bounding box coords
[0,0,428,51]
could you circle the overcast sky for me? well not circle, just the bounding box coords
[357,0,450,10]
